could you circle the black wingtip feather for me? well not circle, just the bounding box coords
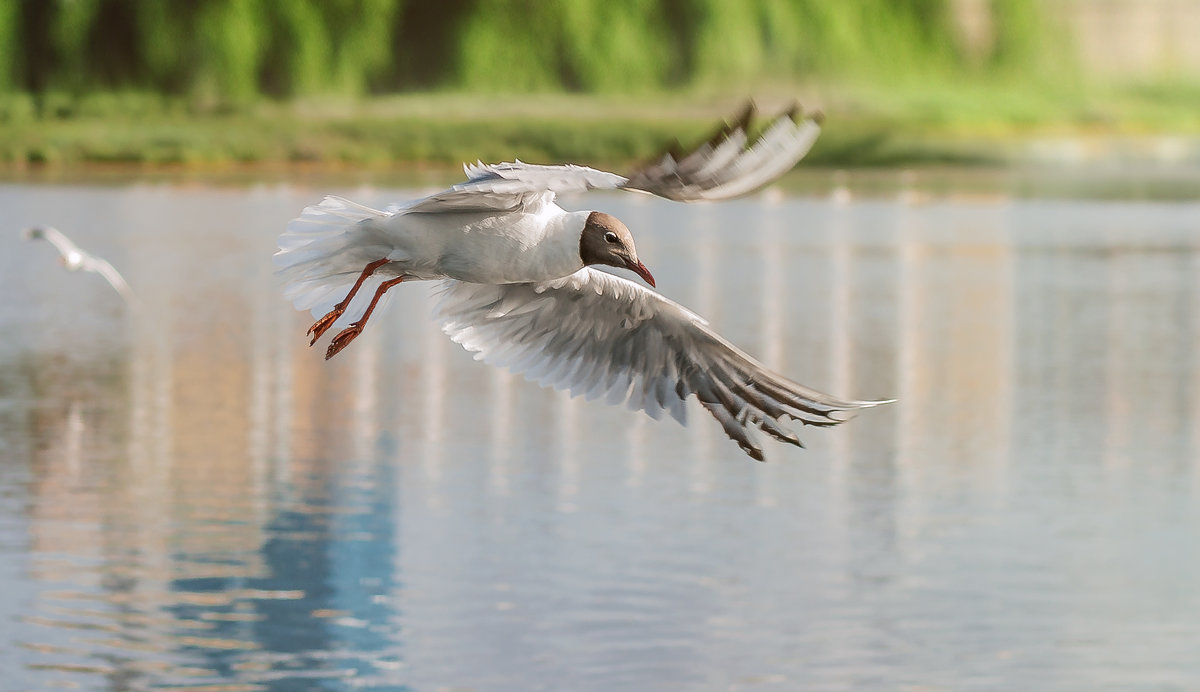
[731,100,756,132]
[701,100,756,150]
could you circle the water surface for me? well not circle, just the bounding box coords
[1,179,1199,690]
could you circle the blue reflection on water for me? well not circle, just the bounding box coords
[166,456,403,688]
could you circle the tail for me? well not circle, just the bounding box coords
[274,196,394,319]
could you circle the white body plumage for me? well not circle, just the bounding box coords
[275,104,892,460]
[378,204,589,284]
[276,196,590,316]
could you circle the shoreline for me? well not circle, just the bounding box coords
[2,91,1198,176]
[3,132,1198,184]
[4,163,1197,204]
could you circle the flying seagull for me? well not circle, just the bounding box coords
[23,226,135,303]
[276,103,892,460]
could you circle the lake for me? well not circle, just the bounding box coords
[1,172,1199,691]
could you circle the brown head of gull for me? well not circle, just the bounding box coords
[577,211,655,287]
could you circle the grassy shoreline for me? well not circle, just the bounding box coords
[2,88,1198,176]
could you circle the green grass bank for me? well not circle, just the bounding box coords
[2,82,1197,178]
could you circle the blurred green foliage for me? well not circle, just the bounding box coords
[0,0,1058,106]
[1,1,1193,170]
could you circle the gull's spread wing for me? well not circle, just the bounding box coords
[400,102,821,215]
[434,268,889,461]
[87,257,135,303]
[623,102,822,201]
[398,161,628,214]
[27,226,84,261]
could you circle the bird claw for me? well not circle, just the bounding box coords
[325,323,363,360]
[307,307,343,345]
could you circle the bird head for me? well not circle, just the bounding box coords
[578,211,655,287]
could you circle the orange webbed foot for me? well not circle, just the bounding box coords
[325,323,364,360]
[307,308,343,345]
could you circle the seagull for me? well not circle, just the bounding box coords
[276,103,892,460]
[23,226,135,303]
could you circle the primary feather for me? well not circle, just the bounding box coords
[435,268,889,461]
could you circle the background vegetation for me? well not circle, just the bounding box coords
[0,0,1055,100]
[0,0,1193,171]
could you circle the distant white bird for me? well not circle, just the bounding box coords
[276,103,892,460]
[23,225,135,303]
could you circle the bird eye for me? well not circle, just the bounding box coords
[604,231,618,244]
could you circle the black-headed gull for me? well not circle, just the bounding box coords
[276,104,892,460]
[23,226,135,303]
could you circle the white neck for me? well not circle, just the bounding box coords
[458,206,588,284]
[529,208,589,280]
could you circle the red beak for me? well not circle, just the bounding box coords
[624,259,656,287]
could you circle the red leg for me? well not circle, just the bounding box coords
[307,258,391,345]
[325,275,407,360]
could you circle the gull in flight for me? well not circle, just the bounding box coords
[276,103,892,460]
[23,226,135,303]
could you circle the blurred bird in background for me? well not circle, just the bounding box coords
[22,226,135,304]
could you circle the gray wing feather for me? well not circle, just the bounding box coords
[434,268,890,461]
[623,102,822,202]
[399,160,628,214]
[397,101,820,214]
[463,159,628,191]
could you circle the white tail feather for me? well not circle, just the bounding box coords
[275,196,395,321]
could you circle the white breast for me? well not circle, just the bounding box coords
[376,205,588,284]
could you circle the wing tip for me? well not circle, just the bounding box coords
[780,100,822,127]
[846,397,897,408]
[726,99,757,138]
[815,397,896,425]
[623,98,824,202]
